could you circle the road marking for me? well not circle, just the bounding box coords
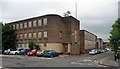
[95,56,111,64]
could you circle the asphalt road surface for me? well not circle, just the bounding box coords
[1,51,115,68]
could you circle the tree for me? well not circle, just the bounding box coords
[109,18,120,60]
[63,11,71,17]
[28,40,34,50]
[34,44,40,49]
[109,18,120,50]
[2,23,16,50]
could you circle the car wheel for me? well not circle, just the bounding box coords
[15,53,18,55]
[33,54,35,56]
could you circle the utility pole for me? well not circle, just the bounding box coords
[75,2,77,18]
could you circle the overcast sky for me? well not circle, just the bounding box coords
[0,0,120,42]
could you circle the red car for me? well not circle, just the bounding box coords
[27,49,38,56]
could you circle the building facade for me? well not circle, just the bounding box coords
[97,38,103,49]
[80,30,97,54]
[9,14,80,54]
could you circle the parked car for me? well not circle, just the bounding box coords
[19,49,29,55]
[89,49,98,55]
[0,49,4,54]
[27,49,38,56]
[97,49,103,53]
[36,50,45,57]
[9,49,23,55]
[4,48,15,55]
[44,50,59,57]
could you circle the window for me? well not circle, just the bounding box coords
[24,23,27,29]
[38,20,42,27]
[33,33,36,39]
[16,24,19,30]
[44,43,46,47]
[59,31,62,38]
[17,35,19,39]
[29,33,32,39]
[20,23,23,29]
[43,18,47,26]
[24,44,27,48]
[20,44,22,48]
[44,31,47,38]
[38,32,42,39]
[20,34,23,39]
[13,25,15,29]
[16,44,19,47]
[39,43,41,47]
[28,21,32,28]
[33,20,37,27]
[24,33,27,39]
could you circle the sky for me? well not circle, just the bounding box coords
[0,0,120,42]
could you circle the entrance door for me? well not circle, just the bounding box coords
[63,43,68,53]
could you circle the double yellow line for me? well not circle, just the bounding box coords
[95,56,111,64]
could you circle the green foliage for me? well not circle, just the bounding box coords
[109,18,120,50]
[28,40,34,50]
[2,23,16,50]
[63,11,71,17]
[34,44,40,49]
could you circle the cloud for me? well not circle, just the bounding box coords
[1,0,119,42]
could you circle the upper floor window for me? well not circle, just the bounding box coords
[28,21,32,28]
[44,31,47,38]
[13,25,15,29]
[33,33,37,39]
[20,34,23,39]
[38,32,42,39]
[38,20,42,27]
[24,33,27,39]
[43,18,47,26]
[17,35,19,39]
[16,24,19,30]
[33,20,37,27]
[29,33,32,39]
[59,31,62,38]
[24,23,27,29]
[20,23,23,29]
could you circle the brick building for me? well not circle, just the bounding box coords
[9,14,80,54]
[97,38,103,49]
[9,14,98,55]
[79,30,97,54]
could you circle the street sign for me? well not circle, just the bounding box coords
[112,38,118,44]
[119,40,120,42]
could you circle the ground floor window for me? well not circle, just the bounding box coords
[20,44,22,48]
[39,43,41,47]
[24,44,27,48]
[44,43,47,47]
[16,44,19,47]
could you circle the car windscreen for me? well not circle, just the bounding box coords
[18,49,23,51]
[32,50,36,52]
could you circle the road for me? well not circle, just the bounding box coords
[1,51,117,68]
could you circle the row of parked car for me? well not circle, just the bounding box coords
[2,48,59,57]
[89,49,107,55]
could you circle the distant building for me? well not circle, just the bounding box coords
[79,30,97,54]
[118,1,120,18]
[97,38,103,49]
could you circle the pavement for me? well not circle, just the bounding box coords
[97,55,119,67]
